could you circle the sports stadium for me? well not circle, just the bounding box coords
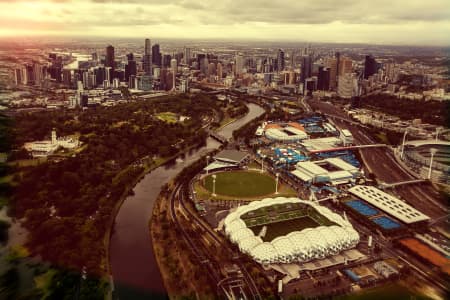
[256,122,309,142]
[223,197,360,264]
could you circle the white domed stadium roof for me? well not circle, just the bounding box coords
[223,197,360,264]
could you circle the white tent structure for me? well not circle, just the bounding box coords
[223,197,360,264]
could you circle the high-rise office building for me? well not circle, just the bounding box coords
[105,45,115,78]
[125,53,137,82]
[162,54,172,68]
[385,62,397,83]
[338,73,357,99]
[277,49,285,72]
[152,44,161,66]
[143,38,152,75]
[207,62,216,78]
[338,57,353,76]
[317,66,330,91]
[170,58,177,90]
[325,57,338,90]
[364,55,378,79]
[144,38,151,55]
[170,58,178,73]
[141,75,152,91]
[14,68,22,85]
[300,55,312,83]
[200,57,208,75]
[184,47,191,65]
[62,69,72,86]
[33,63,44,86]
[217,63,223,81]
[235,54,244,76]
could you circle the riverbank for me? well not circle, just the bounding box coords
[149,181,215,298]
[109,103,264,299]
[105,143,208,296]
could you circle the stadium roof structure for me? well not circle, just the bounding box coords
[348,185,430,224]
[214,150,249,164]
[291,158,360,185]
[203,161,238,172]
[265,125,309,142]
[223,197,360,264]
[325,157,359,174]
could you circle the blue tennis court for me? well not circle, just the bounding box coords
[316,150,361,168]
[345,200,379,216]
[273,148,308,165]
[372,216,401,230]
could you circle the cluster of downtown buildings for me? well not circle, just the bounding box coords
[9,39,449,109]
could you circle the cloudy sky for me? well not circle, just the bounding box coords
[1,0,449,45]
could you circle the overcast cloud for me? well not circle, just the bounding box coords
[0,0,449,45]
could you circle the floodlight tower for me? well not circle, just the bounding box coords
[275,173,279,194]
[428,148,437,180]
[212,174,217,197]
[401,128,409,159]
[260,155,265,173]
[435,127,441,141]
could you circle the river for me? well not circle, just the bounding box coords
[109,103,265,299]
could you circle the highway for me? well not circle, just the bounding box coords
[308,99,447,220]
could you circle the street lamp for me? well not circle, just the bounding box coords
[212,174,217,197]
[275,173,279,194]
[435,127,441,141]
[260,155,265,173]
[401,128,409,159]
[206,155,210,175]
[428,148,437,180]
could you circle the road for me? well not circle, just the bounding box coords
[171,182,262,299]
[308,99,447,220]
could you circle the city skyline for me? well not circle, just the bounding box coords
[0,0,449,46]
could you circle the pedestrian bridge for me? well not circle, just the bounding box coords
[378,179,427,189]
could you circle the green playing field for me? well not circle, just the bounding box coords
[204,171,276,197]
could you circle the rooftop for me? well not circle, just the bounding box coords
[348,185,429,224]
[214,150,249,164]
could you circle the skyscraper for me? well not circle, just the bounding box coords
[152,44,161,66]
[217,63,223,81]
[277,49,285,72]
[325,57,338,90]
[170,58,177,90]
[364,55,378,79]
[235,54,244,76]
[338,57,353,76]
[317,66,330,91]
[125,53,137,82]
[300,55,312,83]
[170,58,178,73]
[143,38,152,75]
[184,47,191,65]
[105,45,115,79]
[145,38,151,55]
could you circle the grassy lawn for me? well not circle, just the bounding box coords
[247,161,262,169]
[156,112,178,123]
[204,171,276,197]
[242,203,336,241]
[250,216,320,242]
